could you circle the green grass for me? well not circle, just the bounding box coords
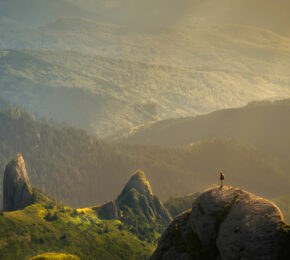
[29,252,80,260]
[0,202,155,260]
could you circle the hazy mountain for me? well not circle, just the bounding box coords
[0,103,289,208]
[116,99,290,159]
[68,0,290,36]
[0,0,94,26]
[1,47,290,137]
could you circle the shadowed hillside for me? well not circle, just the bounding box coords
[117,99,290,159]
[0,102,289,208]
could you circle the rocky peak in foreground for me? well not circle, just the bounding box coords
[96,170,171,222]
[3,154,33,211]
[150,185,287,260]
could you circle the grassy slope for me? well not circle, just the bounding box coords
[0,107,289,208]
[29,253,80,260]
[0,202,154,260]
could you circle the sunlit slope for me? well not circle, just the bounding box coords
[0,202,153,260]
[1,39,290,137]
[29,253,80,260]
[40,17,290,70]
[0,106,289,208]
[116,99,290,159]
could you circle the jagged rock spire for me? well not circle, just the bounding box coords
[3,154,33,211]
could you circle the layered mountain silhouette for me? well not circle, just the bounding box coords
[0,102,289,209]
[117,98,290,160]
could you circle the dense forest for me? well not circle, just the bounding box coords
[0,101,289,208]
[117,99,290,163]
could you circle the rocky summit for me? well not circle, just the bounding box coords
[96,170,171,222]
[3,154,33,211]
[150,185,286,260]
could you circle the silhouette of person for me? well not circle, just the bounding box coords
[220,172,225,187]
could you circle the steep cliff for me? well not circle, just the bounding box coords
[3,154,33,211]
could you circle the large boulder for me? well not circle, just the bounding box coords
[150,185,286,260]
[3,154,33,211]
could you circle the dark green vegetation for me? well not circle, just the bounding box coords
[118,99,290,191]
[164,193,200,218]
[0,103,289,208]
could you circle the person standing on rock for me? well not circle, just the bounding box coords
[220,172,225,187]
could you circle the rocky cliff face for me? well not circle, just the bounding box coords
[3,154,33,211]
[150,185,286,260]
[96,171,171,222]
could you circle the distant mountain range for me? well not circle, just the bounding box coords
[1,0,290,137]
[114,99,290,159]
[0,47,290,137]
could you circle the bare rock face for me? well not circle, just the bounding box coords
[3,154,33,211]
[95,200,121,220]
[150,185,285,260]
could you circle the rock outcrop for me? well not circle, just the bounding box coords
[150,185,286,260]
[96,200,121,220]
[96,170,171,222]
[3,154,33,211]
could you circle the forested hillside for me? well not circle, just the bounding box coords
[117,99,290,159]
[0,103,289,208]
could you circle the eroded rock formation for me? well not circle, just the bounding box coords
[3,154,33,211]
[150,185,285,260]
